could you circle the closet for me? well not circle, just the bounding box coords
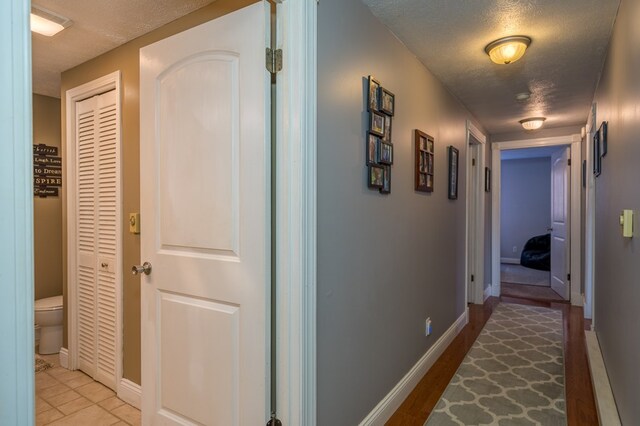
[74,89,121,391]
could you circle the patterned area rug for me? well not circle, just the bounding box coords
[425,303,566,426]
[35,356,54,373]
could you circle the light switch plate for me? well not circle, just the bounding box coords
[622,209,633,238]
[129,213,140,234]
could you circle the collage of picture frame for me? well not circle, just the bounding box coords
[367,76,395,194]
[414,129,434,192]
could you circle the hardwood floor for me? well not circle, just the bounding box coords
[386,296,598,426]
[501,282,567,303]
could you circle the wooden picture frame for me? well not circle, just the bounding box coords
[370,110,385,137]
[367,76,380,112]
[448,146,459,199]
[485,167,491,192]
[414,129,434,192]
[380,88,395,116]
[368,164,384,188]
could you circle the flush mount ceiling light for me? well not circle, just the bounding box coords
[31,5,72,36]
[519,117,546,130]
[515,92,531,102]
[485,36,531,65]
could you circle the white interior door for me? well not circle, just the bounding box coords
[467,146,477,302]
[550,147,570,299]
[140,3,269,425]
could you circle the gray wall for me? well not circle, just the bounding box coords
[318,0,486,423]
[500,158,551,259]
[592,0,640,423]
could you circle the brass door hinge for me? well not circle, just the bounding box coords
[266,48,283,74]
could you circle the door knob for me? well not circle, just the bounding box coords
[132,262,152,276]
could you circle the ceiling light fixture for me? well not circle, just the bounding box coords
[519,117,546,130]
[31,5,72,37]
[485,36,531,65]
[515,92,531,102]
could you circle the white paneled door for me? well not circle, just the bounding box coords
[139,3,269,425]
[550,147,570,300]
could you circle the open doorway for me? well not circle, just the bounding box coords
[499,146,570,302]
[491,134,582,306]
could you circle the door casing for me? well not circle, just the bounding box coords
[491,134,583,306]
[465,121,487,305]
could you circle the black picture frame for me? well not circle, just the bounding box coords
[593,130,601,177]
[599,121,608,157]
[582,160,587,188]
[370,110,385,137]
[378,141,393,165]
[366,133,379,166]
[380,88,395,116]
[367,76,381,112]
[485,167,491,192]
[382,114,392,142]
[448,146,459,200]
[380,165,391,194]
[368,165,384,188]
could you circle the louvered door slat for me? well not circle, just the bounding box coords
[74,89,120,392]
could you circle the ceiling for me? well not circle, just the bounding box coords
[362,0,620,135]
[32,0,216,98]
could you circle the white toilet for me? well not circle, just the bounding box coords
[35,295,64,355]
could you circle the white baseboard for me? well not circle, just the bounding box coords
[59,347,69,369]
[118,378,142,410]
[359,308,469,425]
[585,331,621,426]
[484,285,492,301]
[500,257,520,264]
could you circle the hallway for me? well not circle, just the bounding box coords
[387,297,597,425]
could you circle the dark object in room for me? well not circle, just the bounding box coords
[520,233,551,271]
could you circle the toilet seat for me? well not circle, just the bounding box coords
[35,295,63,312]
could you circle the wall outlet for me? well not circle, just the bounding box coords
[512,245,518,253]
[425,318,432,336]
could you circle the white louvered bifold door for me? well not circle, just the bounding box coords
[75,89,120,391]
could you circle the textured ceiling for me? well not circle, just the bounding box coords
[362,0,620,135]
[32,0,216,98]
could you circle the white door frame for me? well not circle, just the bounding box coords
[491,134,583,306]
[584,104,596,321]
[65,72,123,391]
[0,0,34,423]
[465,121,487,304]
[274,0,317,423]
[1,0,318,421]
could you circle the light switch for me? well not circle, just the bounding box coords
[129,213,140,234]
[620,209,633,238]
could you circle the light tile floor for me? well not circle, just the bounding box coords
[36,353,141,426]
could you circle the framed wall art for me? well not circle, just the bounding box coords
[414,129,434,192]
[599,121,608,157]
[485,167,491,192]
[380,88,395,116]
[368,164,384,188]
[370,110,385,137]
[593,130,601,177]
[365,76,395,194]
[448,146,459,199]
[368,76,380,111]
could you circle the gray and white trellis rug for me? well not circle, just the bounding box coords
[425,303,566,426]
